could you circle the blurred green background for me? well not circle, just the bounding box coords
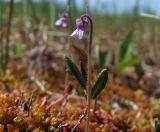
[0,0,160,67]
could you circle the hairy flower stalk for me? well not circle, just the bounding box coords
[82,15,93,132]
[65,0,72,89]
[70,14,93,132]
[55,0,72,93]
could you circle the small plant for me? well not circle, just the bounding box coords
[65,14,108,131]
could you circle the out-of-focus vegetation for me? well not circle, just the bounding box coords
[0,0,160,131]
[1,0,160,66]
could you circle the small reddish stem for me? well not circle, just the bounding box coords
[46,84,73,112]
[46,95,67,112]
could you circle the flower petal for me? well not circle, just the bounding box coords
[55,17,67,28]
[62,22,67,28]
[70,29,84,39]
[55,19,62,26]
[70,29,78,37]
[76,18,86,30]
[76,19,83,27]
[77,29,84,39]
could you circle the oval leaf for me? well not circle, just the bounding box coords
[90,69,108,99]
[64,55,86,89]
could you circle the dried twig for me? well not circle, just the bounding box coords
[55,123,70,132]
[30,76,52,95]
[28,61,52,95]
[57,96,68,116]
[71,108,87,132]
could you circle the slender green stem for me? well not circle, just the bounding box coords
[4,0,14,73]
[0,0,3,27]
[28,0,37,24]
[0,36,2,74]
[23,0,27,18]
[0,0,3,73]
[84,0,89,15]
[50,0,56,29]
[68,0,72,32]
[81,14,93,132]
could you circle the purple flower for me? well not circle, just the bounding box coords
[55,12,68,28]
[70,18,88,39]
[55,16,67,28]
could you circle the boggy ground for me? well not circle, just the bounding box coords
[0,60,158,132]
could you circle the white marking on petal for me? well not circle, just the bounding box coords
[70,29,78,37]
[55,19,62,26]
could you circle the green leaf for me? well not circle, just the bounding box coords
[155,120,160,132]
[64,55,86,89]
[116,55,142,71]
[90,69,108,99]
[80,61,87,82]
[100,51,112,67]
[119,30,134,62]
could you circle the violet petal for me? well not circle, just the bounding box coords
[76,29,84,39]
[76,18,85,30]
[55,17,67,28]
